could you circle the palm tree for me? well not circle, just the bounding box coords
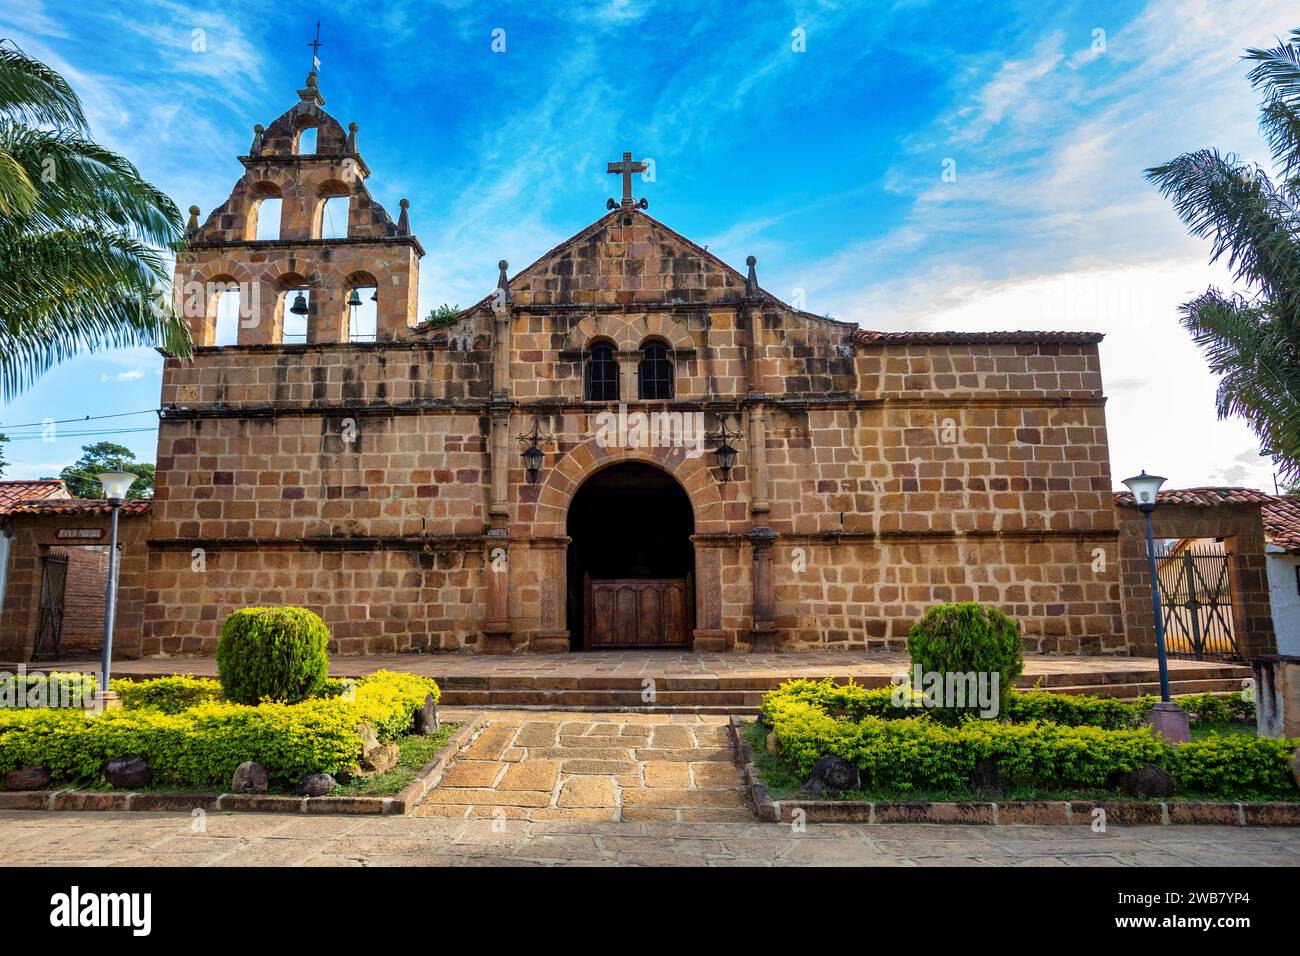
[1146,29,1300,482]
[0,41,191,400]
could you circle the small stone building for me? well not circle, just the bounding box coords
[134,69,1132,657]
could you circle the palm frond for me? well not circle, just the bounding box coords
[0,227,192,400]
[0,40,85,128]
[1145,150,1300,310]
[0,124,184,245]
[0,143,36,215]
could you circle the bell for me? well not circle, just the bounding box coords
[347,289,363,308]
[370,290,378,302]
[289,291,309,316]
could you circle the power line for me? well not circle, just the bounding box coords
[1,427,158,441]
[0,408,158,430]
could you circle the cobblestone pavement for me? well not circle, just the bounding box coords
[0,812,1297,866]
[415,711,747,822]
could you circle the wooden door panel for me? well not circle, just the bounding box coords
[591,583,616,647]
[585,578,690,648]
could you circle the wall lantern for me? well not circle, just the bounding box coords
[706,418,743,483]
[517,418,552,486]
[290,291,309,316]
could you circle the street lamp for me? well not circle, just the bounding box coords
[1121,469,1190,742]
[95,470,136,711]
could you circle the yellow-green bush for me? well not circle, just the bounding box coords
[110,675,222,714]
[0,672,96,709]
[760,679,1254,731]
[0,670,439,789]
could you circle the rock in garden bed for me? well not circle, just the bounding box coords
[296,773,336,796]
[4,765,51,791]
[230,761,269,794]
[800,754,860,796]
[104,756,151,789]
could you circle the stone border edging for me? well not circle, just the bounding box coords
[0,715,486,817]
[727,716,1300,827]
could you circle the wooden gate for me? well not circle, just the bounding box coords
[31,551,69,661]
[583,575,692,648]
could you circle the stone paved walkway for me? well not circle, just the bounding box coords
[414,711,748,822]
[0,813,1296,866]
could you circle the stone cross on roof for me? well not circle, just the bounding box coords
[607,151,647,208]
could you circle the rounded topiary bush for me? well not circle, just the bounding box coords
[906,602,1024,723]
[216,607,330,705]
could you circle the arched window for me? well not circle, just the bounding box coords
[585,342,619,402]
[638,341,674,400]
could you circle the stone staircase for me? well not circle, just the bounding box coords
[431,662,1253,713]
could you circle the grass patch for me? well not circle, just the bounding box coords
[333,724,458,796]
[1191,720,1256,742]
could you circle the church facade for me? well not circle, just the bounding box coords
[144,74,1125,656]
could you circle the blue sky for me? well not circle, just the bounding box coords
[0,0,1296,490]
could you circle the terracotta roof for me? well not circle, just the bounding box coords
[1262,495,1300,552]
[853,330,1104,346]
[0,479,70,513]
[1113,486,1274,508]
[3,498,152,516]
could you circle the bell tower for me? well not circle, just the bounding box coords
[174,62,422,346]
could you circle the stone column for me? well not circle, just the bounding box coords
[1253,655,1300,738]
[481,262,514,653]
[741,268,778,651]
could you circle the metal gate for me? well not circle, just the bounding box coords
[1153,543,1241,661]
[31,550,69,661]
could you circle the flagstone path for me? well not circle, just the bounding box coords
[413,710,749,822]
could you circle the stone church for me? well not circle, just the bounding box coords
[142,70,1124,657]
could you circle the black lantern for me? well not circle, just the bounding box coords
[290,291,309,315]
[714,440,738,479]
[517,418,552,486]
[347,288,363,308]
[706,418,743,483]
[521,443,544,483]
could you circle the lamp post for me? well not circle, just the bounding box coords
[1121,469,1190,743]
[95,470,136,712]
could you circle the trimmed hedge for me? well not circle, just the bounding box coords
[759,679,1254,730]
[0,672,96,709]
[759,680,1294,798]
[216,606,330,705]
[0,670,439,789]
[110,675,222,714]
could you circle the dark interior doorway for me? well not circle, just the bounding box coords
[566,462,694,649]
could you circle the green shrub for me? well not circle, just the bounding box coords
[110,675,222,714]
[759,680,1296,799]
[1168,733,1297,797]
[216,607,330,705]
[0,671,439,789]
[1006,690,1145,730]
[906,602,1024,722]
[0,672,96,709]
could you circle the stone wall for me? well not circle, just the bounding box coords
[143,200,1125,655]
[0,511,150,662]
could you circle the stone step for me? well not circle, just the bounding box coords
[440,675,1253,711]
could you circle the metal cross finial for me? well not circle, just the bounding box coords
[307,21,323,73]
[606,151,647,208]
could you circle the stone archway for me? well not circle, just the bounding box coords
[566,462,694,649]
[529,441,729,652]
